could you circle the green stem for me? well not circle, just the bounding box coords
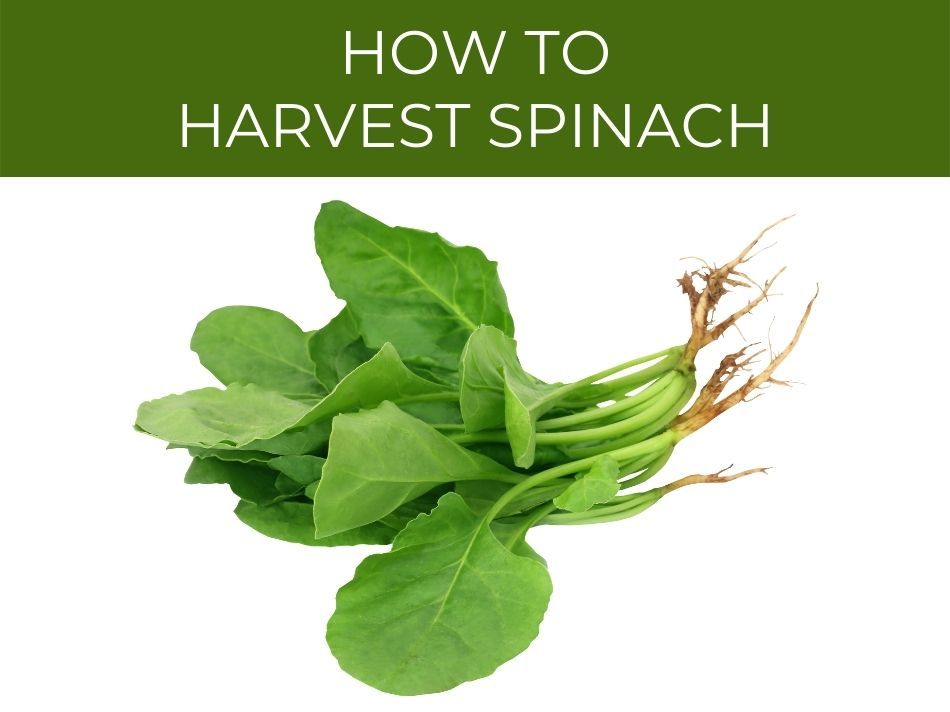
[502,481,571,516]
[504,501,558,540]
[618,446,674,490]
[485,430,676,521]
[534,373,688,446]
[558,348,683,408]
[567,373,695,458]
[563,346,679,391]
[545,493,661,525]
[448,431,511,445]
[617,448,667,479]
[486,471,533,485]
[536,370,677,431]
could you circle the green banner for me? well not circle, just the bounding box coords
[1,1,948,176]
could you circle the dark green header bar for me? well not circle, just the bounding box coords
[1,1,948,176]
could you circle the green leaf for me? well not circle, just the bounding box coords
[237,420,331,455]
[292,343,453,429]
[504,369,561,468]
[399,399,463,426]
[267,454,325,486]
[553,455,621,512]
[315,201,514,371]
[376,486,448,530]
[313,401,519,538]
[326,492,552,695]
[458,326,561,468]
[490,519,547,566]
[137,384,313,450]
[234,500,397,547]
[186,447,274,464]
[184,457,284,505]
[307,307,375,390]
[459,325,523,432]
[191,306,324,396]
[135,344,449,451]
[273,473,305,497]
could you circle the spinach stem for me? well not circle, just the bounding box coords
[557,348,683,407]
[484,431,677,522]
[618,446,674,490]
[567,375,695,458]
[449,373,689,449]
[543,494,661,525]
[534,374,687,445]
[504,502,558,541]
[564,346,680,390]
[536,370,677,430]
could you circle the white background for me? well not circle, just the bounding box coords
[1,179,947,710]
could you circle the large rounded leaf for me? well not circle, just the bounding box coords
[326,492,552,695]
[315,201,514,371]
[191,306,324,395]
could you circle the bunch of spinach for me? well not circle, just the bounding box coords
[136,203,812,695]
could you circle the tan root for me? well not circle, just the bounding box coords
[661,465,770,495]
[674,290,817,436]
[679,216,793,364]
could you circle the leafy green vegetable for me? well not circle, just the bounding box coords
[553,455,621,512]
[307,307,374,390]
[232,420,331,455]
[315,201,514,371]
[267,454,324,486]
[137,384,312,449]
[136,343,449,451]
[235,500,398,546]
[192,306,325,396]
[326,492,552,695]
[459,325,534,430]
[184,457,285,505]
[313,401,520,538]
[459,325,565,467]
[187,446,274,464]
[290,342,453,428]
[137,203,811,695]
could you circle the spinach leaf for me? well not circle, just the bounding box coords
[503,369,563,468]
[291,342,453,428]
[235,421,331,455]
[490,519,547,566]
[234,500,397,546]
[136,343,450,451]
[315,201,514,372]
[326,492,552,695]
[552,455,621,512]
[186,447,274,464]
[273,473,306,497]
[313,401,520,538]
[307,307,374,390]
[398,398,463,426]
[458,325,562,467]
[267,454,325,486]
[137,384,312,450]
[184,457,285,506]
[191,306,325,396]
[459,325,523,431]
